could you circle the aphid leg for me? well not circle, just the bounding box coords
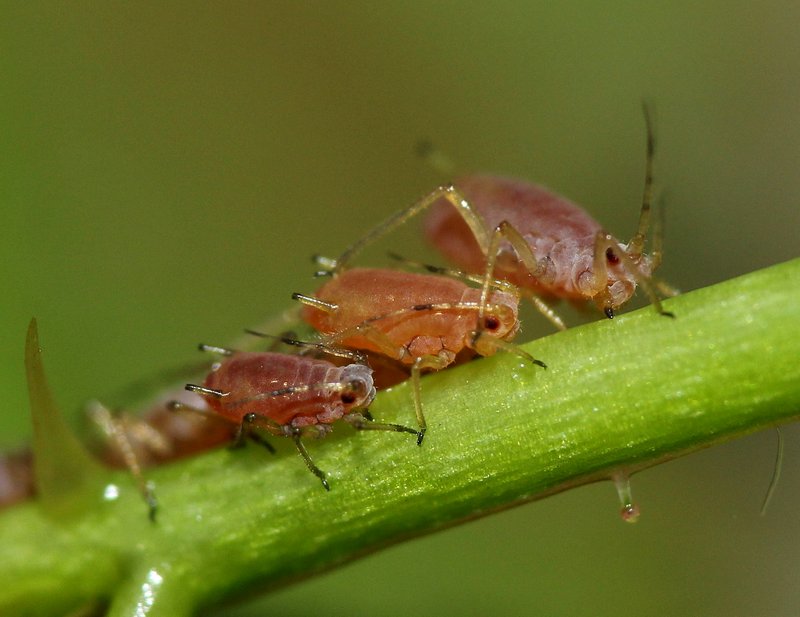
[593,232,674,318]
[478,336,547,369]
[241,413,331,491]
[386,251,518,295]
[86,401,159,522]
[244,329,367,364]
[329,185,493,274]
[231,413,277,454]
[291,430,330,491]
[648,200,681,298]
[611,470,640,523]
[410,353,455,446]
[169,396,276,454]
[482,221,567,331]
[760,426,785,516]
[344,412,421,440]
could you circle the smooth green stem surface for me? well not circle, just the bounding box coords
[2,259,799,616]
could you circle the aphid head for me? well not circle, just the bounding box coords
[469,300,520,357]
[338,363,377,411]
[596,244,655,316]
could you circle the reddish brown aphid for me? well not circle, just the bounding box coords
[294,268,545,444]
[92,389,237,469]
[325,108,674,327]
[88,389,239,519]
[0,449,35,510]
[180,348,418,490]
[424,172,672,322]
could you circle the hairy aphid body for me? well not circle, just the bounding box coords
[183,350,418,490]
[424,174,658,316]
[302,268,520,360]
[295,268,543,443]
[200,352,376,429]
[325,108,673,326]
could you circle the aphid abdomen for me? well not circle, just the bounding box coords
[302,269,521,361]
[426,175,602,299]
[203,352,372,428]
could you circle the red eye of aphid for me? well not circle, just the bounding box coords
[340,391,357,405]
[605,247,620,265]
[484,315,501,331]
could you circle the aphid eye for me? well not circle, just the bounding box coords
[483,315,501,332]
[605,247,620,265]
[340,391,357,405]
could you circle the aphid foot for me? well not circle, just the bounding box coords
[416,428,426,446]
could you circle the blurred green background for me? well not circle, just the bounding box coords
[2,2,799,616]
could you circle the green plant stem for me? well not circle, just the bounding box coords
[2,259,799,617]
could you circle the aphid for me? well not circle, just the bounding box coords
[0,449,35,510]
[91,390,237,469]
[88,389,239,520]
[293,268,545,444]
[176,346,419,490]
[323,107,674,326]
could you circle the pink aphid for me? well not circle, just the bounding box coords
[183,349,418,490]
[423,173,670,320]
[325,109,673,326]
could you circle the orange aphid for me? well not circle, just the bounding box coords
[295,268,544,443]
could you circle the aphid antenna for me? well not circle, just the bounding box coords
[344,412,421,439]
[198,343,235,356]
[760,426,785,516]
[386,251,518,295]
[627,101,656,258]
[243,329,367,364]
[331,184,492,274]
[292,292,339,314]
[222,379,366,410]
